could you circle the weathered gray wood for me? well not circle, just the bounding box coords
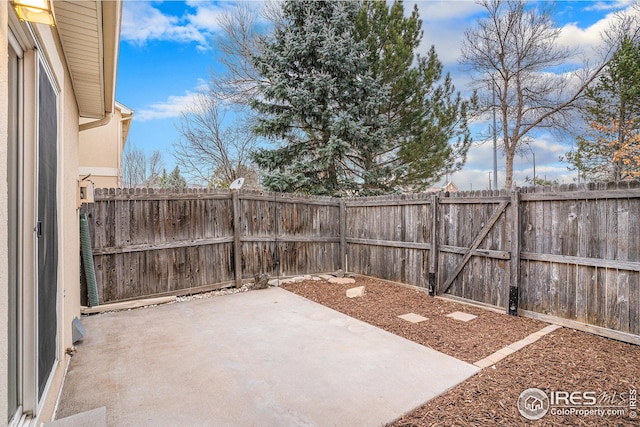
[241,192,341,206]
[616,194,631,333]
[438,196,510,204]
[441,200,510,293]
[345,198,432,207]
[540,188,553,316]
[438,245,510,260]
[521,252,640,272]
[242,236,341,243]
[346,237,431,250]
[509,190,521,315]
[91,237,235,255]
[520,309,640,346]
[520,188,640,201]
[605,268,619,331]
[437,294,505,314]
[340,200,347,270]
[95,191,232,201]
[429,194,439,295]
[87,189,342,302]
[232,190,242,288]
[630,272,640,336]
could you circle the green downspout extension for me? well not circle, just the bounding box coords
[80,213,99,307]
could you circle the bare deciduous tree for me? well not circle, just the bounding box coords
[147,150,164,187]
[122,143,146,188]
[209,3,278,105]
[122,143,164,188]
[173,91,259,188]
[461,0,610,188]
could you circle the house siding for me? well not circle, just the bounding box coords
[79,106,128,188]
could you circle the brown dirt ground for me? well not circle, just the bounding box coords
[282,276,640,427]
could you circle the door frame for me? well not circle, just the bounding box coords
[8,27,24,427]
[7,14,61,424]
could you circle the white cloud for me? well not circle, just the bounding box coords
[555,2,639,63]
[415,0,484,21]
[184,1,227,32]
[120,0,222,48]
[416,1,485,67]
[556,13,618,64]
[121,1,271,49]
[134,80,209,122]
[583,0,635,12]
[121,2,176,44]
[135,93,197,121]
[445,133,577,190]
[419,0,637,69]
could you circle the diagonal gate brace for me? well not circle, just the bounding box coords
[441,200,510,294]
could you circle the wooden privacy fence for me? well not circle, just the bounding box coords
[82,188,342,303]
[346,181,640,345]
[82,182,640,345]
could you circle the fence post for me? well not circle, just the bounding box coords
[509,189,521,315]
[340,199,347,271]
[231,189,242,288]
[428,194,439,296]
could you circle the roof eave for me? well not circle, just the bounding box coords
[54,0,122,119]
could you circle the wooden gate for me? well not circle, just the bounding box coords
[436,192,519,313]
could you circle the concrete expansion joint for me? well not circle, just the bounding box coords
[473,323,562,369]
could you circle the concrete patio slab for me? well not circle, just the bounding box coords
[45,407,106,427]
[56,288,479,427]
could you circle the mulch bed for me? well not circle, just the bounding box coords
[282,276,640,426]
[283,276,545,364]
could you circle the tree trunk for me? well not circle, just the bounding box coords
[504,148,515,189]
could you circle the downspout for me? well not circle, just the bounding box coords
[78,111,113,306]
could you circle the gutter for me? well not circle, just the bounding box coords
[79,113,113,132]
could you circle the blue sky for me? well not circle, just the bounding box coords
[116,0,638,190]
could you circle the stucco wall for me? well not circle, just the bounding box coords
[79,107,123,189]
[61,65,82,353]
[80,174,118,189]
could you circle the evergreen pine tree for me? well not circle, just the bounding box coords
[250,0,472,195]
[355,0,473,191]
[250,0,390,196]
[567,37,640,181]
[162,166,188,190]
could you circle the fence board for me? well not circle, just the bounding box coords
[631,273,640,335]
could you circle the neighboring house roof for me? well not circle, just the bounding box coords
[53,0,122,119]
[116,101,134,147]
[423,181,459,193]
[443,181,458,192]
